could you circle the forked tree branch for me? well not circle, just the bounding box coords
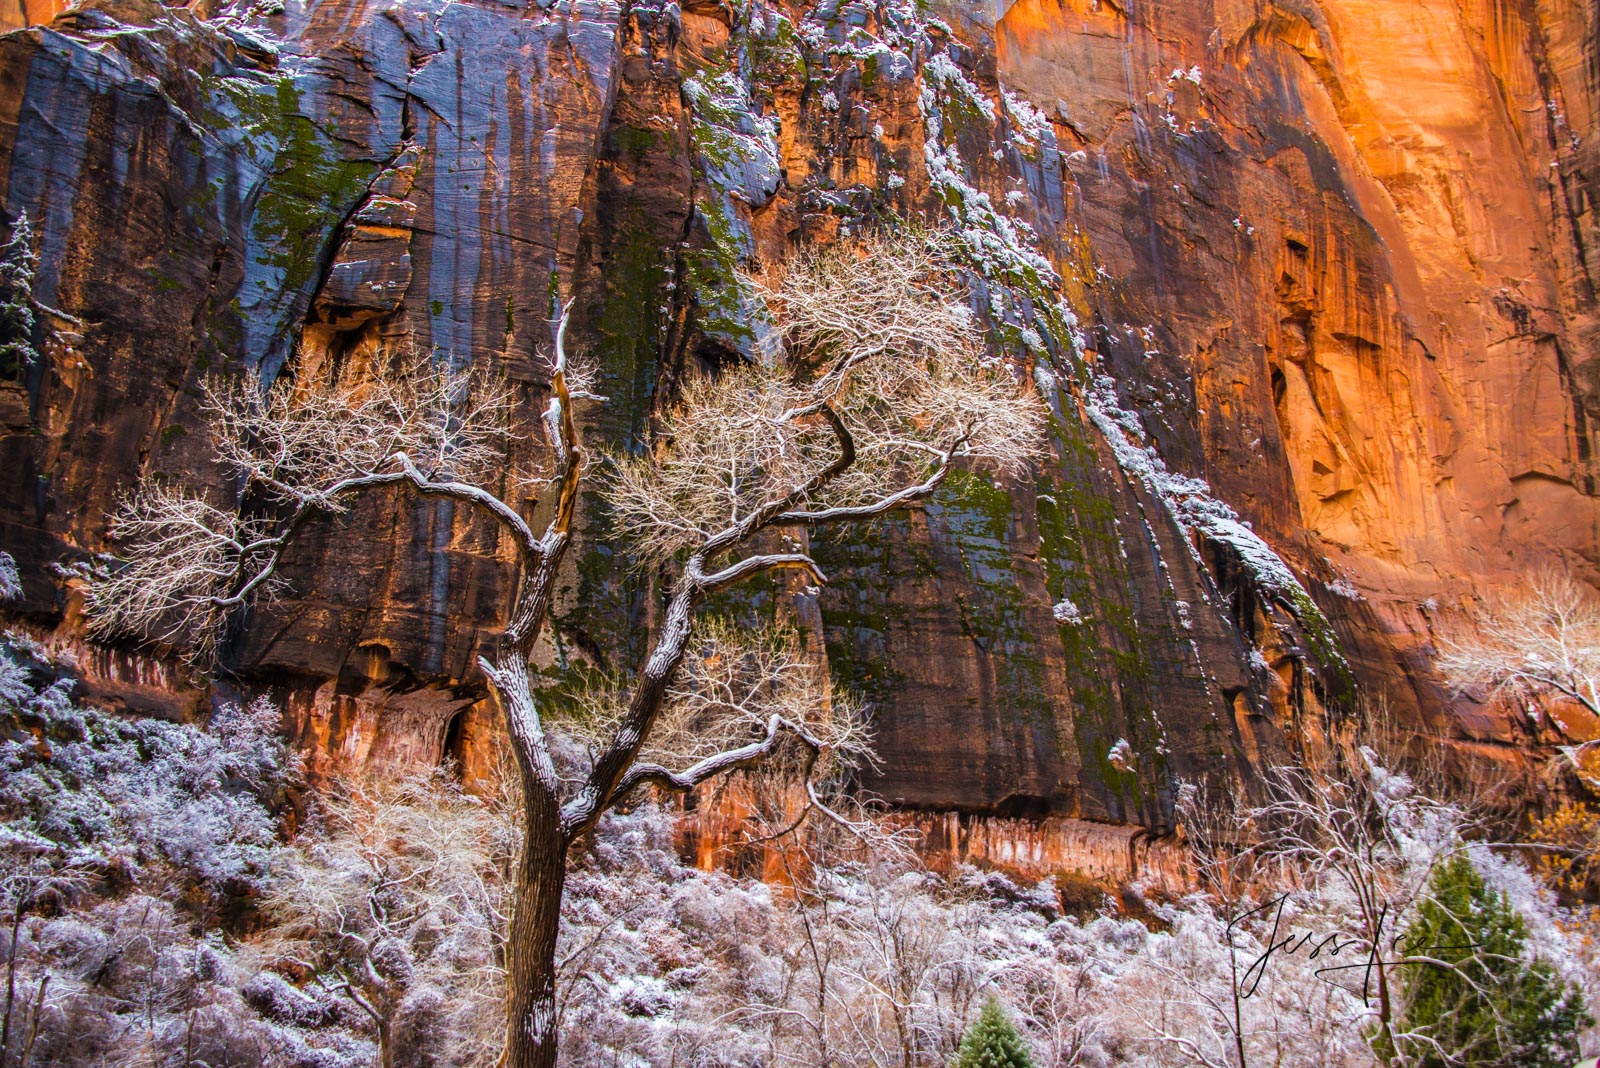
[397,454,544,558]
[613,711,873,842]
[1497,668,1600,722]
[698,404,856,559]
[775,461,952,526]
[610,713,826,798]
[199,455,543,613]
[559,581,697,839]
[561,410,851,834]
[694,553,828,594]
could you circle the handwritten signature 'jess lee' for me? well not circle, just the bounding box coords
[1227,895,1477,1003]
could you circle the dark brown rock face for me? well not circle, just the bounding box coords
[2,0,1598,859]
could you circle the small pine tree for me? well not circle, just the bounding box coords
[0,211,38,377]
[952,997,1035,1068]
[1386,854,1591,1068]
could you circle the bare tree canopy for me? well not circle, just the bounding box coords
[1435,570,1600,730]
[557,619,872,789]
[608,233,1045,564]
[85,355,519,662]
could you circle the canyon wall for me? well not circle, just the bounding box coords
[1,0,1597,870]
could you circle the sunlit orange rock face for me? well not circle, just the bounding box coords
[0,0,63,32]
[995,0,1600,739]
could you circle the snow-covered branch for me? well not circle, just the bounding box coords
[86,352,537,664]
[604,233,1046,565]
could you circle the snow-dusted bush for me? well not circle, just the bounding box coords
[0,636,295,904]
[546,760,1599,1068]
[14,894,298,1068]
[0,552,20,602]
[0,633,366,1068]
[259,770,516,1068]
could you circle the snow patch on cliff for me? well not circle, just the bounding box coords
[1081,374,1340,661]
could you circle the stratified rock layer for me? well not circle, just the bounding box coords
[2,0,1598,859]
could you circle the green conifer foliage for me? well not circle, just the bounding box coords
[0,211,38,377]
[1387,854,1590,1068]
[952,997,1036,1068]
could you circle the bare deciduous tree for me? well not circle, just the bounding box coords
[1,862,87,1068]
[1435,570,1600,895]
[84,232,1048,1067]
[1435,570,1600,736]
[1245,750,1469,1065]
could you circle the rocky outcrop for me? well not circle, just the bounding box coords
[2,0,1597,856]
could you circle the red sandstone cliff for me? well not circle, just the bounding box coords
[0,0,1595,873]
[996,0,1600,755]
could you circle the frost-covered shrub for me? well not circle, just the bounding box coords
[0,633,336,1067]
[0,633,1595,1068]
[0,635,295,904]
[259,770,514,1068]
[548,773,1600,1068]
[244,971,341,1028]
[0,551,20,601]
[0,635,499,1068]
[7,893,333,1068]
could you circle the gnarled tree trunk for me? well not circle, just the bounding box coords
[502,801,567,1068]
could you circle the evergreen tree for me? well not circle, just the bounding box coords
[1386,854,1590,1068]
[952,997,1035,1068]
[0,211,37,377]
